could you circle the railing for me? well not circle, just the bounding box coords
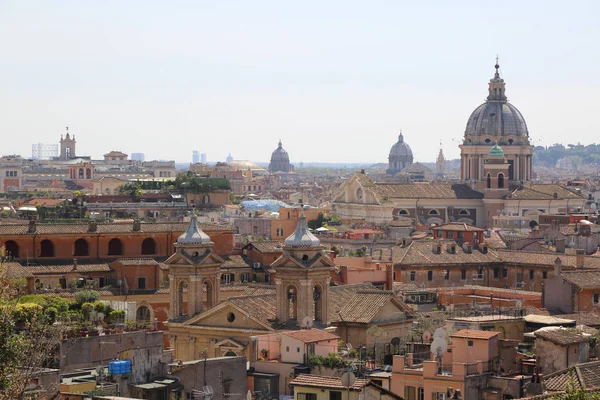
[438,363,453,375]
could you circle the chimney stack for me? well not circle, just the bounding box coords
[27,219,36,234]
[133,219,141,232]
[73,258,78,270]
[554,257,562,276]
[480,243,488,254]
[385,264,394,290]
[555,238,565,253]
[88,220,98,233]
[576,249,585,268]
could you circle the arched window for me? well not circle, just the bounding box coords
[313,285,324,322]
[487,173,491,189]
[356,188,363,201]
[136,306,151,322]
[79,168,84,179]
[74,238,89,256]
[458,209,470,216]
[86,168,91,179]
[141,238,156,255]
[40,240,54,257]
[4,240,19,258]
[498,173,505,189]
[108,238,123,256]
[398,209,409,216]
[286,286,298,321]
[204,279,214,308]
[428,209,439,216]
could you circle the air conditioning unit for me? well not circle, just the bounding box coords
[253,262,261,269]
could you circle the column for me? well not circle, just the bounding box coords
[168,274,176,319]
[515,157,520,181]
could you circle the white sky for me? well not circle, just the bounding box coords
[1,1,599,163]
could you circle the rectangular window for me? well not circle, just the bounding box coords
[329,392,342,400]
[404,386,416,400]
[494,268,499,279]
[286,346,290,352]
[418,388,425,400]
[138,277,146,289]
[444,270,449,280]
[410,271,416,281]
[297,394,317,400]
[468,340,474,346]
[543,271,548,279]
[461,269,467,280]
[297,347,300,352]
[276,228,284,237]
[427,271,433,281]
[594,293,600,305]
[529,270,534,280]
[503,268,508,278]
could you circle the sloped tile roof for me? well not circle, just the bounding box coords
[508,184,583,200]
[451,329,499,340]
[555,313,600,327]
[240,285,276,296]
[248,241,284,254]
[2,262,34,278]
[534,328,590,345]
[371,182,484,200]
[338,290,397,323]
[560,271,600,289]
[393,240,499,265]
[289,374,368,391]
[228,294,276,327]
[26,263,111,275]
[115,258,159,266]
[328,283,377,322]
[433,223,485,232]
[496,251,600,269]
[281,328,339,343]
[222,255,251,269]
[541,360,600,392]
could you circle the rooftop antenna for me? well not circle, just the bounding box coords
[301,316,313,329]
[430,336,448,375]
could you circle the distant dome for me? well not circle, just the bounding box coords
[269,140,293,173]
[488,143,505,157]
[389,133,413,158]
[177,217,211,245]
[284,211,321,247]
[388,132,414,174]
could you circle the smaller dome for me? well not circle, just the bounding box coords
[284,211,321,247]
[389,133,413,157]
[271,140,290,162]
[177,217,211,245]
[488,143,505,157]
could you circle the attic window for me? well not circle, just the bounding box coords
[468,340,474,347]
[302,255,309,261]
[485,139,491,144]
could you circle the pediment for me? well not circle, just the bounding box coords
[164,250,224,267]
[215,338,245,349]
[271,253,334,270]
[184,302,272,332]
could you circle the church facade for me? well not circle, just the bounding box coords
[333,63,585,227]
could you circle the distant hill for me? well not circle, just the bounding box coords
[533,143,600,167]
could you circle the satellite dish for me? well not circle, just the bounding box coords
[301,316,313,329]
[391,337,401,346]
[422,331,432,343]
[433,327,446,339]
[341,372,356,387]
[430,337,448,359]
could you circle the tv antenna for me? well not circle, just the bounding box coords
[301,316,313,329]
[430,336,448,375]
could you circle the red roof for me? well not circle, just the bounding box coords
[347,229,382,235]
[281,328,340,343]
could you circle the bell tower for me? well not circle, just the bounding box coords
[164,216,223,321]
[271,210,334,326]
[60,126,77,161]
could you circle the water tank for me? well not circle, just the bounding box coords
[108,360,132,374]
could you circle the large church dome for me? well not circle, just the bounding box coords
[387,132,414,174]
[463,62,530,146]
[269,140,293,173]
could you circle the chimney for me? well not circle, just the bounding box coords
[480,243,488,254]
[576,249,585,268]
[555,238,565,253]
[133,219,141,232]
[27,219,36,234]
[73,258,78,271]
[385,264,394,290]
[463,242,473,253]
[360,169,365,174]
[554,257,562,275]
[88,220,98,233]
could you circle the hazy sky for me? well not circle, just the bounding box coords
[2,1,599,164]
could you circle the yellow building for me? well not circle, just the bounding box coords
[289,374,402,400]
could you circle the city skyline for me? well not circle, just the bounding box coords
[2,1,599,163]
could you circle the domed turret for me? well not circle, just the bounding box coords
[269,140,294,173]
[284,210,321,248]
[388,131,414,174]
[488,143,505,158]
[177,216,211,245]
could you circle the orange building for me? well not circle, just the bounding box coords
[271,207,326,242]
[0,220,234,262]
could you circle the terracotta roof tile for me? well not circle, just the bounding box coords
[554,313,600,327]
[289,374,368,391]
[114,258,159,266]
[508,184,583,200]
[393,240,499,265]
[372,182,483,200]
[450,329,499,340]
[222,255,251,269]
[338,290,404,323]
[281,329,340,343]
[26,263,111,275]
[432,223,485,232]
[560,271,600,289]
[534,328,590,345]
[2,262,34,278]
[248,241,284,254]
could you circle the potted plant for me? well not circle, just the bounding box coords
[260,349,270,360]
